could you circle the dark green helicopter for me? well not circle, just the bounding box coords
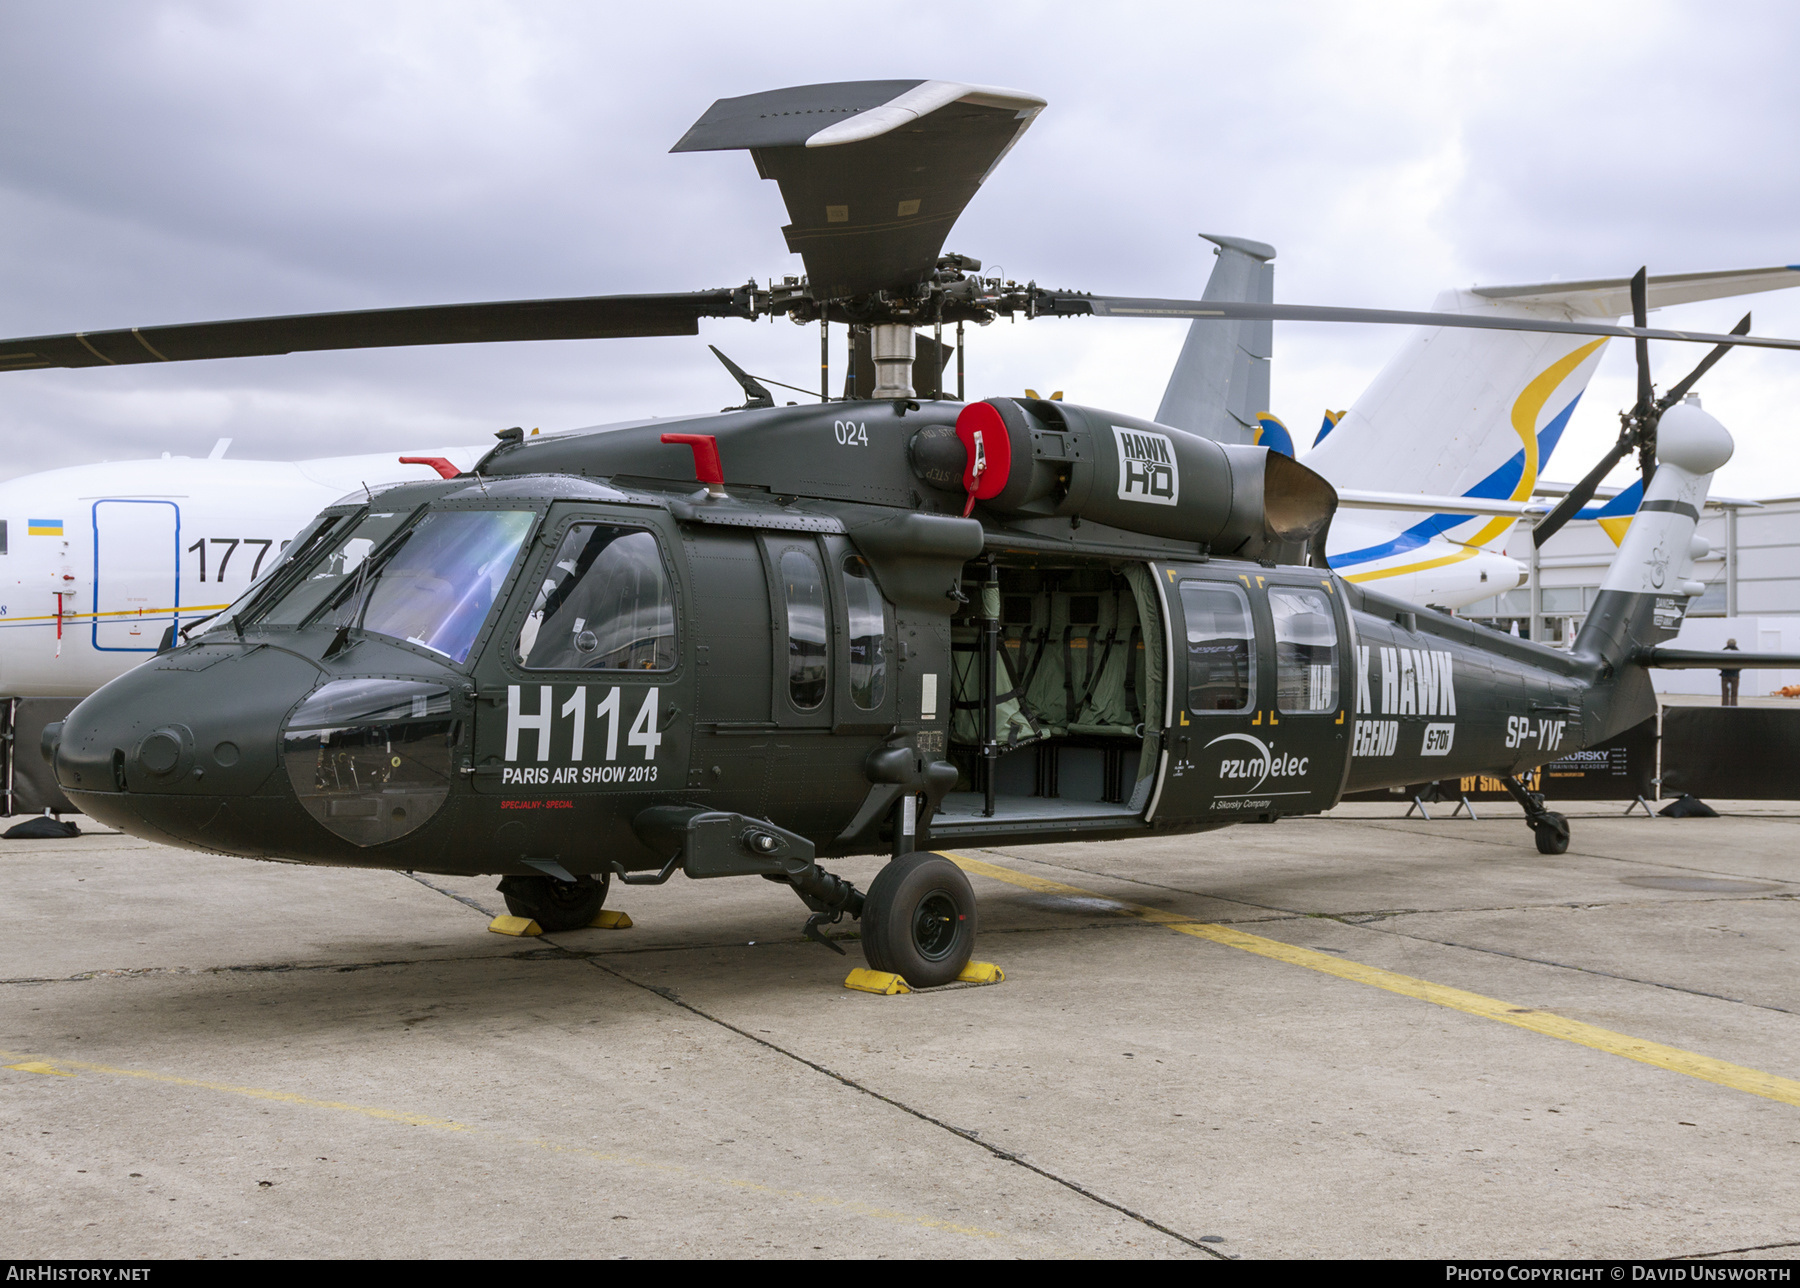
[14,80,1800,987]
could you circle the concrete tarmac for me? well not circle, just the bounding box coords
[4,802,1799,1259]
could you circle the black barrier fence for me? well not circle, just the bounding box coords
[1661,706,1800,800]
[1336,705,1800,808]
[1,697,80,817]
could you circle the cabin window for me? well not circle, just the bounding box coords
[841,554,886,710]
[352,509,535,663]
[1180,581,1254,713]
[1271,586,1339,713]
[0,520,8,555]
[515,524,676,671]
[781,547,829,710]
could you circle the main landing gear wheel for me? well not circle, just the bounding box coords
[1534,813,1571,855]
[860,854,976,988]
[496,871,610,932]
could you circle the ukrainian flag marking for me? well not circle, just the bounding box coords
[27,519,63,536]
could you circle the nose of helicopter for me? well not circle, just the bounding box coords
[51,641,322,855]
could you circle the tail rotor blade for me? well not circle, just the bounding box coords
[1631,266,1652,412]
[1658,312,1751,411]
[1533,439,1634,547]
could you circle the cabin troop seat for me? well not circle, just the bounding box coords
[949,563,1165,812]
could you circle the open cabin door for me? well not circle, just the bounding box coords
[929,559,1167,839]
[1151,564,1351,824]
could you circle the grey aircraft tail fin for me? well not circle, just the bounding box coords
[1154,233,1276,445]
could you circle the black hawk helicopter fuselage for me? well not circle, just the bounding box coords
[18,79,1800,986]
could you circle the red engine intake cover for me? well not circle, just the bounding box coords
[954,401,1012,514]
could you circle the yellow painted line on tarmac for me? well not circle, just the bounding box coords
[0,1047,1002,1241]
[942,851,1800,1111]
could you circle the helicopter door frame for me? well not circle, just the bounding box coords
[759,533,835,731]
[1257,569,1355,816]
[1150,563,1268,825]
[470,504,693,799]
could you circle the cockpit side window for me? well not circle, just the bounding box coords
[515,524,677,671]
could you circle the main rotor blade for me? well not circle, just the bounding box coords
[0,289,755,373]
[1037,293,1800,353]
[1631,267,1652,412]
[1658,312,1752,410]
[1531,439,1635,547]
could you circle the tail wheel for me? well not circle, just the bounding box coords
[1534,813,1571,855]
[496,871,609,931]
[861,854,976,988]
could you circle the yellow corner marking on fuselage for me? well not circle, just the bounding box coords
[0,1046,1005,1241]
[939,852,1800,1112]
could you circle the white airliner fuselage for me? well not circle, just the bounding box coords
[0,447,481,697]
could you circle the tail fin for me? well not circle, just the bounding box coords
[1302,264,1798,556]
[1155,234,1275,444]
[1253,413,1295,457]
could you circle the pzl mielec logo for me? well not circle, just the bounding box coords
[1205,732,1308,796]
[1113,426,1179,506]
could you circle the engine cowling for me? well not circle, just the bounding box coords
[917,397,1336,562]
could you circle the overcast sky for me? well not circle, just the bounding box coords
[3,0,1797,497]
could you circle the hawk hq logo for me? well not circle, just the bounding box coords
[1113,426,1179,506]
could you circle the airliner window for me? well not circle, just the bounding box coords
[258,509,414,627]
[1180,581,1255,713]
[1271,586,1339,713]
[841,554,886,710]
[782,547,828,710]
[348,509,535,663]
[515,524,676,671]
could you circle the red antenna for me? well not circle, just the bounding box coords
[661,433,726,497]
[399,456,459,480]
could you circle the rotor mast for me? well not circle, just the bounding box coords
[869,324,915,399]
